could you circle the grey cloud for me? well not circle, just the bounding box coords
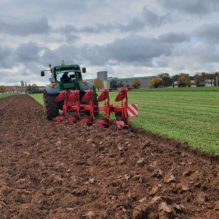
[155,40,219,71]
[58,22,116,34]
[195,24,219,43]
[39,35,171,67]
[80,35,172,66]
[38,31,193,68]
[191,44,219,63]
[142,8,171,27]
[0,17,50,36]
[159,32,189,43]
[15,42,41,63]
[0,0,105,16]
[33,0,107,11]
[0,71,21,84]
[0,46,13,68]
[58,8,171,34]
[107,36,171,64]
[0,46,12,62]
[93,8,170,32]
[115,8,171,32]
[39,49,59,67]
[40,45,82,67]
[0,64,43,85]
[117,18,145,33]
[64,32,79,44]
[159,0,219,14]
[1,0,219,85]
[80,23,115,33]
[0,42,42,69]
[56,23,114,34]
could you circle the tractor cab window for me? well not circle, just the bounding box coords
[57,71,81,83]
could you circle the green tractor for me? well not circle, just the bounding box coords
[41,64,98,120]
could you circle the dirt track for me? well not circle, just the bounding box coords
[0,95,218,219]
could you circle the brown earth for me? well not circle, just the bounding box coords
[0,95,218,219]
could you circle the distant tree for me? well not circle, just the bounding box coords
[93,79,104,90]
[17,87,22,94]
[5,86,13,93]
[20,81,25,87]
[149,76,163,88]
[131,79,141,88]
[32,84,39,93]
[117,81,124,88]
[12,87,18,94]
[215,72,219,86]
[202,72,219,86]
[171,75,179,87]
[178,73,191,87]
[159,73,172,87]
[110,79,118,89]
[205,72,215,86]
[0,86,6,93]
[194,73,205,87]
[26,84,31,93]
[12,87,17,93]
[26,84,39,93]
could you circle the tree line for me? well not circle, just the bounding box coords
[150,72,219,88]
[0,81,40,94]
[93,78,142,90]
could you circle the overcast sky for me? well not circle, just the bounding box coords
[1,0,219,85]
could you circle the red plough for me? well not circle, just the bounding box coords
[55,88,138,129]
[97,89,111,128]
[80,90,95,126]
[56,90,80,123]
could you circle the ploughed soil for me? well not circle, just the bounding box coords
[0,95,219,219]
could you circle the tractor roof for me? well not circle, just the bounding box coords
[54,64,80,72]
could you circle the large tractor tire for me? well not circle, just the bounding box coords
[43,90,59,120]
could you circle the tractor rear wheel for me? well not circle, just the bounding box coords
[43,90,59,120]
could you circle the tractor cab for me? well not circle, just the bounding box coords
[41,64,86,91]
[52,65,85,91]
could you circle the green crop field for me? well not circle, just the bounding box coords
[29,93,43,104]
[30,87,219,155]
[0,93,12,99]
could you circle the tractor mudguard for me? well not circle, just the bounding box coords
[45,85,60,95]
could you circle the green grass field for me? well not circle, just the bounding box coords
[0,93,12,99]
[30,87,219,155]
